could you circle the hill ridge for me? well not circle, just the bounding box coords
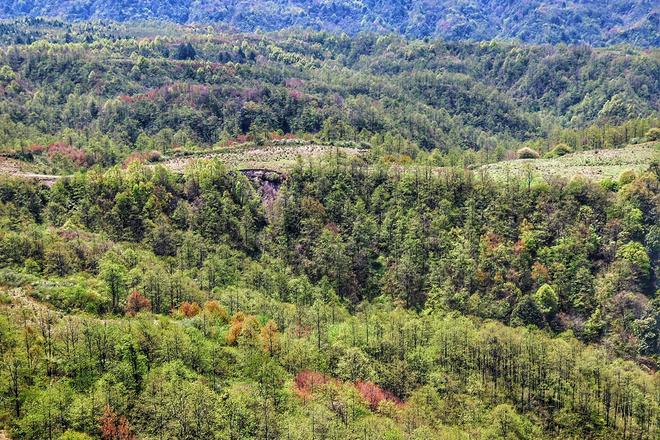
[1,0,658,46]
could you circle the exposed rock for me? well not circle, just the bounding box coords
[240,168,285,215]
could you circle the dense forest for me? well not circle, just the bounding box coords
[1,0,659,46]
[0,153,658,439]
[0,18,657,170]
[0,16,658,440]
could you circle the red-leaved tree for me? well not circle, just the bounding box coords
[100,405,136,440]
[179,301,201,318]
[124,290,151,316]
[354,381,401,410]
[293,370,335,400]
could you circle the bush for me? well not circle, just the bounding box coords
[645,127,660,141]
[203,300,228,322]
[517,147,540,159]
[511,296,545,327]
[60,431,94,440]
[35,282,109,313]
[599,178,618,192]
[618,170,637,185]
[293,370,335,399]
[617,241,651,280]
[179,301,201,318]
[545,143,572,158]
[354,381,401,410]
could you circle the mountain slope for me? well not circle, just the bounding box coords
[0,19,657,157]
[1,0,659,46]
[0,20,657,157]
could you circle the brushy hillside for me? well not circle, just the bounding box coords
[1,0,659,46]
[0,13,658,440]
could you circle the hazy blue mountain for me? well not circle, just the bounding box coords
[1,0,658,46]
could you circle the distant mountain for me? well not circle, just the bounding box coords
[1,0,658,46]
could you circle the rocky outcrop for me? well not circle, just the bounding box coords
[239,169,285,214]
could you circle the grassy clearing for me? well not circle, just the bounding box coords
[480,142,659,182]
[160,143,364,173]
[0,156,40,174]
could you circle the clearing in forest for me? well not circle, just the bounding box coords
[480,142,659,182]
[158,143,364,173]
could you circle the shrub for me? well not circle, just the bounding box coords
[511,296,545,327]
[546,143,572,158]
[293,370,335,399]
[599,178,619,192]
[100,405,136,440]
[179,301,201,318]
[226,312,246,345]
[203,300,228,322]
[618,169,637,185]
[60,431,94,440]
[354,381,401,410]
[226,312,260,345]
[47,142,88,167]
[23,258,41,274]
[485,404,538,440]
[617,241,651,279]
[517,147,539,159]
[145,150,162,162]
[260,320,279,355]
[36,283,108,314]
[645,127,660,141]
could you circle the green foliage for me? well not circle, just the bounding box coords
[484,404,539,440]
[0,19,655,172]
[534,284,559,315]
[617,241,651,280]
[646,128,660,141]
[619,169,638,185]
[0,160,655,437]
[517,147,540,159]
[59,431,94,440]
[0,18,657,438]
[545,143,572,158]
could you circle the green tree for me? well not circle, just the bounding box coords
[100,261,127,313]
[533,283,559,315]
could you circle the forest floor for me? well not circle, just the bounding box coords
[480,142,659,182]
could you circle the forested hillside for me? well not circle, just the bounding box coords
[0,16,659,440]
[0,156,658,439]
[1,0,659,46]
[0,18,657,171]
